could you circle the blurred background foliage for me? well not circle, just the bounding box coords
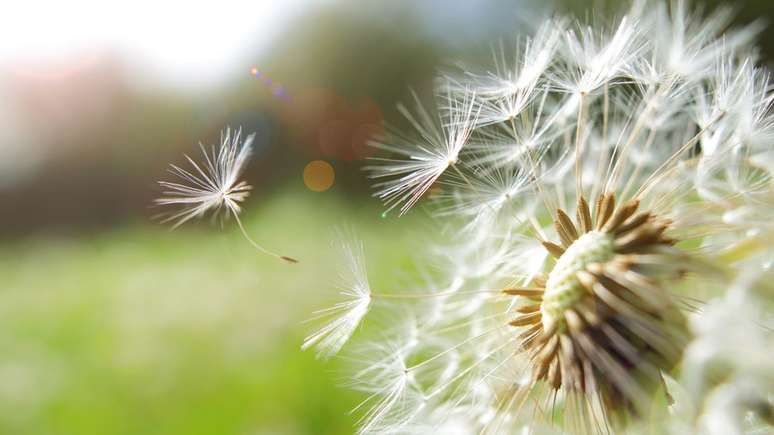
[0,192,422,434]
[0,0,773,433]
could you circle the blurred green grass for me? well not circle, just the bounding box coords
[0,189,423,435]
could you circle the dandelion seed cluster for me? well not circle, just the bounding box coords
[305,1,774,433]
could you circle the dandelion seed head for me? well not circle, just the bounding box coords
[310,1,774,433]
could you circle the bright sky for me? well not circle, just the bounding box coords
[0,0,321,88]
[0,0,329,185]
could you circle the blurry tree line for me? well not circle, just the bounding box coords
[1,0,772,237]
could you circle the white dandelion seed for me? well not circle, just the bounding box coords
[302,235,372,359]
[155,127,297,263]
[349,337,427,435]
[554,13,643,96]
[433,164,532,225]
[448,19,565,127]
[465,88,571,171]
[367,89,480,216]
[633,0,763,82]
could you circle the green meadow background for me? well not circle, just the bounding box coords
[0,190,425,434]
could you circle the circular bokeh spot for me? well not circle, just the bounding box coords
[303,160,335,192]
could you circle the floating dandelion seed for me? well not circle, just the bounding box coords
[155,127,297,263]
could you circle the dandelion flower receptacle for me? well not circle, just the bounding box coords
[307,1,774,433]
[155,127,297,263]
[506,193,690,422]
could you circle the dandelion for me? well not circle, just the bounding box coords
[308,1,774,433]
[155,127,297,263]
